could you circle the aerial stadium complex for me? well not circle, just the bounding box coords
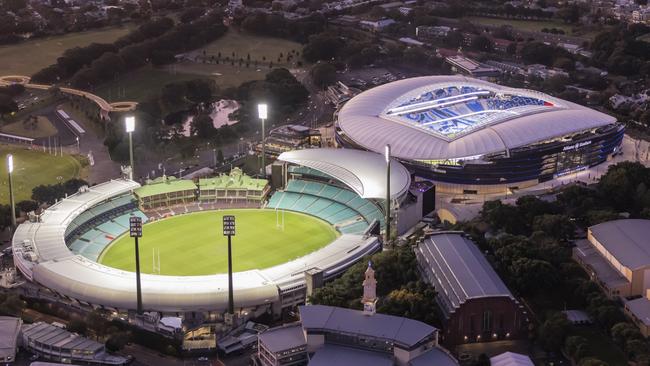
[12,149,415,317]
[336,75,624,194]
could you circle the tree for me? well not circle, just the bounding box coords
[509,258,559,294]
[67,319,88,335]
[310,62,337,89]
[16,200,38,214]
[0,94,17,117]
[532,214,574,240]
[217,149,224,163]
[105,332,129,352]
[191,113,216,138]
[537,312,571,351]
[0,294,25,317]
[470,35,493,52]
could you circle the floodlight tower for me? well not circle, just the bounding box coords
[384,145,391,246]
[125,116,135,180]
[7,155,15,230]
[258,103,267,177]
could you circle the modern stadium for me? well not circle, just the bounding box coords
[12,149,419,316]
[336,75,625,194]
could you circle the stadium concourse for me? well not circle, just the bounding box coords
[11,149,412,318]
[336,75,624,195]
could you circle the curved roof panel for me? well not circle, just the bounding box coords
[337,75,617,160]
[278,148,411,199]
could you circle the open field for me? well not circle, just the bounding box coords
[0,145,83,203]
[95,64,270,102]
[95,29,304,102]
[99,209,339,276]
[196,29,302,65]
[0,25,135,76]
[1,116,57,138]
[462,16,602,40]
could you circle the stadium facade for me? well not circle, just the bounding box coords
[12,150,412,316]
[336,75,624,194]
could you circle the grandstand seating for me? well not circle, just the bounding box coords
[64,195,148,261]
[266,179,384,235]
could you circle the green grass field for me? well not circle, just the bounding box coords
[0,25,135,76]
[95,29,304,102]
[0,145,83,203]
[99,209,339,276]
[462,16,603,40]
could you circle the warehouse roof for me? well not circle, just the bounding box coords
[417,233,514,316]
[589,219,650,270]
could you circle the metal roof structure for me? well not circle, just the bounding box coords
[408,347,459,366]
[416,233,514,316]
[299,305,437,349]
[490,352,534,366]
[278,148,411,199]
[625,297,650,326]
[258,324,305,353]
[0,317,20,362]
[337,75,616,160]
[13,180,380,312]
[308,344,393,366]
[589,219,650,270]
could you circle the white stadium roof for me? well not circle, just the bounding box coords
[278,148,411,199]
[13,179,380,312]
[337,75,616,160]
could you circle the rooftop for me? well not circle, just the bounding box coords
[490,352,534,366]
[0,317,21,361]
[278,148,411,199]
[589,219,650,270]
[258,324,305,353]
[337,75,616,160]
[573,239,629,290]
[417,233,514,316]
[308,344,393,366]
[625,297,650,326]
[199,168,267,191]
[135,176,197,198]
[299,304,437,349]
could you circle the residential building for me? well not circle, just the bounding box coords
[445,56,501,79]
[359,18,396,32]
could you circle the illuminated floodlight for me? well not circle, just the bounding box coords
[258,103,268,120]
[7,154,13,173]
[125,116,135,133]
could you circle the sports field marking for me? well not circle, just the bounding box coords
[98,209,339,276]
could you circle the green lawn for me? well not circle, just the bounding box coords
[95,29,305,102]
[462,16,602,40]
[1,116,58,138]
[0,25,135,76]
[95,64,270,102]
[0,145,83,203]
[99,209,338,276]
[196,29,302,66]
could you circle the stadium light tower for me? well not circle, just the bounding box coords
[7,154,16,230]
[384,145,391,246]
[125,116,135,180]
[258,103,267,177]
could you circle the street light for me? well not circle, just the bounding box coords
[125,116,135,180]
[258,103,267,177]
[384,145,391,247]
[7,154,15,230]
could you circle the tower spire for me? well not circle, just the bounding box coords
[362,261,377,315]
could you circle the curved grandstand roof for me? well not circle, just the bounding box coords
[337,75,617,160]
[278,148,411,200]
[13,179,380,312]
